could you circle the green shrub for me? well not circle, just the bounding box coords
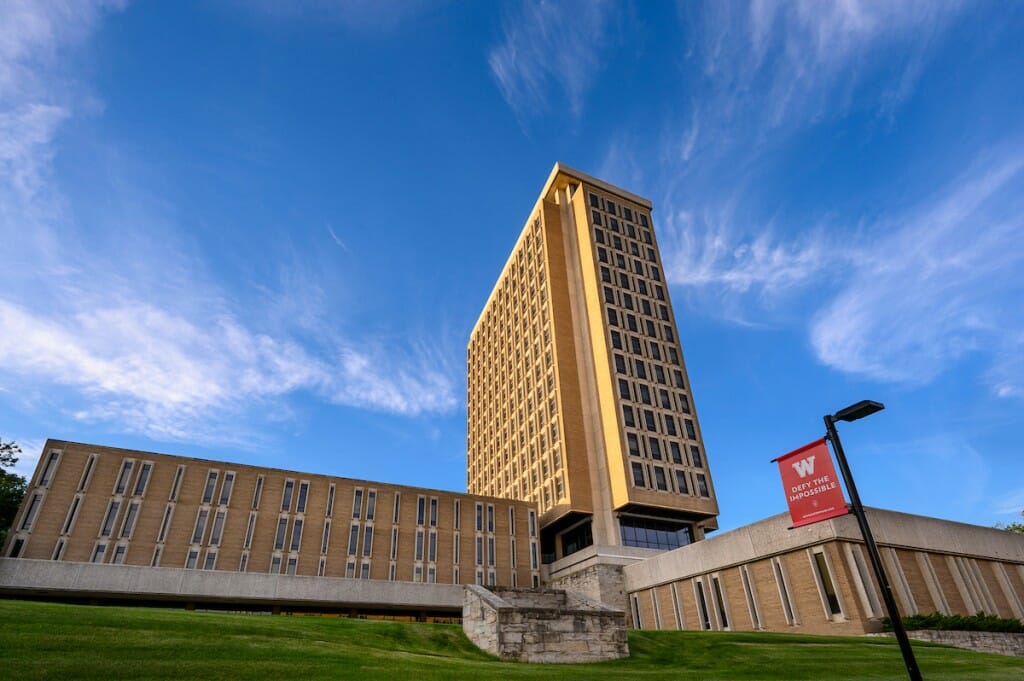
[883,612,1024,633]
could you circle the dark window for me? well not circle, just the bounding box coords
[648,437,662,460]
[592,210,602,226]
[624,207,633,221]
[614,354,627,374]
[676,470,690,494]
[665,415,677,436]
[595,228,605,243]
[655,365,666,384]
[604,286,615,304]
[296,481,308,513]
[631,462,645,487]
[655,285,665,300]
[601,266,611,283]
[608,308,619,327]
[648,247,657,262]
[607,200,616,215]
[611,330,622,349]
[659,389,671,408]
[616,253,626,268]
[651,266,661,281]
[670,442,683,464]
[627,433,641,457]
[674,370,685,388]
[644,410,657,431]
[589,193,600,208]
[612,235,622,250]
[619,272,630,288]
[627,314,638,332]
[597,247,608,263]
[679,394,691,413]
[690,445,704,468]
[668,347,680,364]
[631,336,642,354]
[814,552,843,615]
[620,516,692,550]
[634,259,644,275]
[685,419,697,439]
[637,280,648,295]
[696,474,710,497]
[622,293,633,309]
[618,379,631,400]
[622,405,635,427]
[635,361,647,379]
[641,299,651,315]
[646,320,657,337]
[654,466,668,491]
[639,385,651,404]
[640,215,649,228]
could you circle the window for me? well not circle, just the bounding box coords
[488,537,495,566]
[665,415,677,436]
[475,503,483,532]
[508,507,515,534]
[275,517,288,550]
[393,492,401,523]
[239,553,248,572]
[428,530,437,562]
[635,361,647,379]
[120,502,140,538]
[78,455,97,492]
[158,504,174,543]
[204,552,217,571]
[366,490,377,521]
[244,511,256,549]
[348,524,359,555]
[528,510,537,537]
[271,556,282,574]
[280,480,294,512]
[487,504,494,533]
[454,500,461,529]
[416,530,425,561]
[614,354,627,374]
[252,475,264,509]
[712,575,730,629]
[346,561,355,578]
[321,520,331,554]
[812,550,843,617]
[690,445,703,468]
[696,474,710,497]
[202,470,219,505]
[296,481,309,513]
[475,536,483,565]
[417,496,426,525]
[92,543,107,563]
[429,497,438,526]
[675,470,690,495]
[62,496,82,535]
[38,451,60,487]
[290,518,303,551]
[685,419,697,439]
[631,462,645,487]
[326,484,336,517]
[644,410,657,431]
[695,580,712,630]
[132,462,153,497]
[654,466,668,491]
[607,308,618,326]
[603,286,615,303]
[611,330,622,349]
[622,405,635,427]
[627,433,641,457]
[773,557,797,625]
[186,550,199,569]
[353,488,364,519]
[286,557,297,576]
[618,379,631,400]
[114,460,134,495]
[639,385,651,404]
[659,389,671,409]
[100,501,121,537]
[363,526,374,557]
[620,516,692,550]
[648,437,662,460]
[740,566,761,629]
[670,442,683,464]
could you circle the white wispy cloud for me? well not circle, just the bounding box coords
[695,0,962,129]
[489,0,615,118]
[810,150,1024,389]
[0,0,460,446]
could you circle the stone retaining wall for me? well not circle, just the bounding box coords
[905,630,1024,657]
[462,585,628,663]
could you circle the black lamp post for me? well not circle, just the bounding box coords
[824,400,922,681]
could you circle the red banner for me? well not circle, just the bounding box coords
[775,438,849,528]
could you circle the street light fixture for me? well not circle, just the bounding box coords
[824,401,922,681]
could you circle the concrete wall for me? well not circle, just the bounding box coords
[462,585,628,663]
[621,509,1024,636]
[903,630,1024,657]
[0,558,463,612]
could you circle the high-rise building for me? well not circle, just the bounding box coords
[467,164,719,567]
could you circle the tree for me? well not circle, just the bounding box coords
[0,438,28,547]
[995,510,1024,534]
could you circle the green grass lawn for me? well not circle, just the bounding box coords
[1,599,1021,680]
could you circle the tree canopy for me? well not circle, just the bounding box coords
[0,439,27,547]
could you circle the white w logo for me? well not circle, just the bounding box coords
[791,456,816,479]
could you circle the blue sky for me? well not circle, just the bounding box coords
[2,1,1022,533]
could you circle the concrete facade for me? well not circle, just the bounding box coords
[462,585,628,663]
[623,509,1024,636]
[4,440,540,599]
[467,164,718,565]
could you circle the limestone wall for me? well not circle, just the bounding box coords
[462,585,628,663]
[905,630,1024,657]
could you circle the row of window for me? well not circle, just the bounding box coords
[629,461,711,498]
